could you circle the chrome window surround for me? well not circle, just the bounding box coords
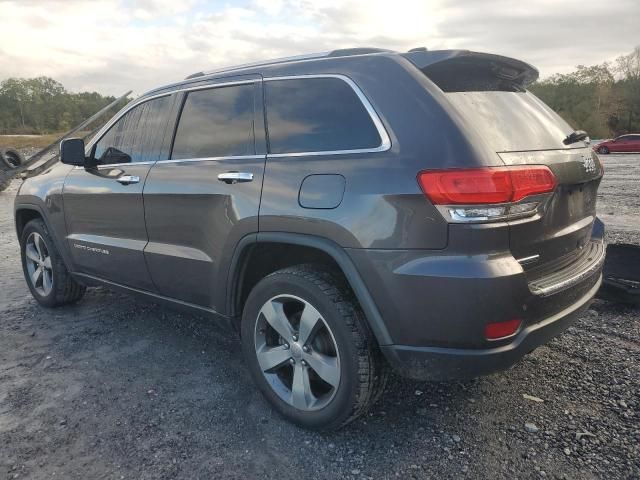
[82,74,391,168]
[262,74,391,157]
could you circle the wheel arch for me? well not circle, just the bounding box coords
[226,232,393,346]
[14,205,44,240]
[14,203,74,272]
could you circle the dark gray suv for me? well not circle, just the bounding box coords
[14,48,605,429]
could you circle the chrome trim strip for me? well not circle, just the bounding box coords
[73,160,157,170]
[85,74,391,161]
[75,156,265,169]
[516,254,540,266]
[158,155,264,165]
[530,241,606,297]
[97,160,157,168]
[264,74,391,156]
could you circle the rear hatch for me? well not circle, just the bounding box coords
[406,50,604,284]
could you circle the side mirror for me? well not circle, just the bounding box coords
[60,138,86,166]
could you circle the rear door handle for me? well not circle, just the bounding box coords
[116,174,140,185]
[218,172,254,184]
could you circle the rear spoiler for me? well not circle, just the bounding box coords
[402,50,539,92]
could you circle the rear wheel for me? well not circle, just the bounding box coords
[241,265,388,430]
[598,146,610,154]
[20,219,86,307]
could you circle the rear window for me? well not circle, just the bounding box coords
[172,84,255,159]
[265,77,381,154]
[411,54,578,152]
[445,91,576,152]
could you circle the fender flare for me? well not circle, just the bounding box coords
[226,232,393,346]
[14,203,75,272]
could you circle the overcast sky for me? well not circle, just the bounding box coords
[0,0,638,96]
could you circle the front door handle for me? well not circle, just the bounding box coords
[218,172,254,184]
[116,174,140,185]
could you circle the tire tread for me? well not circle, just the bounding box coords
[22,218,86,307]
[263,264,389,428]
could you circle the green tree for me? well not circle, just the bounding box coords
[530,46,640,138]
[614,47,640,133]
[0,77,124,135]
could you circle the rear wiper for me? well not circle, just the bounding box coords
[563,130,588,145]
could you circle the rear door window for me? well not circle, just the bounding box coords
[171,84,256,159]
[264,77,382,154]
[93,95,172,165]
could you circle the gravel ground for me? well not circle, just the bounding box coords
[0,153,638,480]
[597,154,640,245]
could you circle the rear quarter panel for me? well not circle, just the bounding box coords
[258,55,500,250]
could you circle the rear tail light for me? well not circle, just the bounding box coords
[417,166,556,222]
[484,319,522,340]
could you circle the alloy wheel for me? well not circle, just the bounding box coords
[254,294,341,411]
[25,232,53,296]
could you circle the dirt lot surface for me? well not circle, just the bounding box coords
[0,154,638,479]
[0,135,61,150]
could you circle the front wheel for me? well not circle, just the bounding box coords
[241,265,388,430]
[598,146,610,154]
[20,219,86,307]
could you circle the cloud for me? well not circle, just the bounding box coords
[0,0,637,96]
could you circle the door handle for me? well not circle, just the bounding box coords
[116,174,140,185]
[217,172,254,184]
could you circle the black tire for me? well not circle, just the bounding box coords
[0,151,11,192]
[1,148,25,168]
[20,218,86,307]
[598,146,609,154]
[241,264,388,430]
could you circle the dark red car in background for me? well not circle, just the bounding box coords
[594,134,640,154]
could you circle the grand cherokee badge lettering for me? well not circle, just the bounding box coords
[582,154,596,174]
[73,243,110,255]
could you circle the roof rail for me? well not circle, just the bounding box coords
[327,47,394,57]
[185,52,331,80]
[185,71,205,79]
[184,48,396,80]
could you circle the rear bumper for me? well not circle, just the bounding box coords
[380,275,600,380]
[347,218,605,380]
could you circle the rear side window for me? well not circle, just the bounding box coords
[171,84,255,159]
[265,77,381,154]
[93,95,172,165]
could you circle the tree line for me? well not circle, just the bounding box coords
[0,77,126,135]
[0,47,638,139]
[530,46,640,139]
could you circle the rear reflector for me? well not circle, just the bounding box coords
[484,319,522,340]
[417,166,556,205]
